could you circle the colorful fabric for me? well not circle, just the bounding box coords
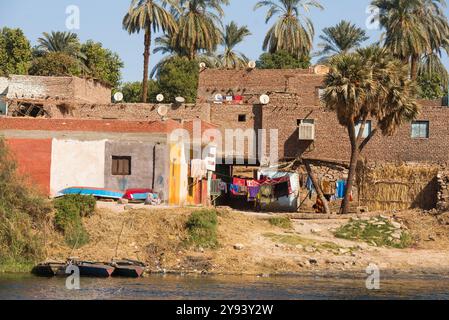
[246,180,260,187]
[218,181,227,193]
[210,179,221,196]
[259,184,273,204]
[230,184,239,195]
[248,186,260,201]
[336,180,346,199]
[306,176,315,193]
[321,179,336,196]
[231,178,247,195]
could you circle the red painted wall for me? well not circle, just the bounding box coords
[6,139,52,195]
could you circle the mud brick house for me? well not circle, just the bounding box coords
[2,71,449,211]
[197,68,449,165]
[1,75,111,117]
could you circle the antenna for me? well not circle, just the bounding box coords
[259,94,270,105]
[156,94,164,102]
[113,92,123,103]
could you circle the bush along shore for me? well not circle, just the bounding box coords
[0,139,95,273]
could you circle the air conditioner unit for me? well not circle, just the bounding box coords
[298,121,315,140]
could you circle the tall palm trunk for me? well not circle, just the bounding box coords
[410,54,419,81]
[341,120,358,214]
[142,26,152,103]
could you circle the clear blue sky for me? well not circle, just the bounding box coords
[1,0,448,83]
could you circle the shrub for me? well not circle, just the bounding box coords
[185,209,218,249]
[0,138,52,269]
[268,216,293,229]
[334,216,413,249]
[53,195,94,248]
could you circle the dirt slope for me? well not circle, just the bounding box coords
[44,206,449,276]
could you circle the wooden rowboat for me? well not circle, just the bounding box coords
[111,260,146,278]
[32,262,67,277]
[75,261,115,278]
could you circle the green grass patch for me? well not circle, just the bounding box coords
[54,195,95,248]
[334,216,413,249]
[0,258,34,273]
[185,209,219,249]
[268,216,293,229]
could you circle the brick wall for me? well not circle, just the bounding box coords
[6,75,111,104]
[6,138,52,195]
[197,69,322,103]
[72,77,111,103]
[68,103,210,121]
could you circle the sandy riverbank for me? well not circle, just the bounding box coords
[39,203,449,276]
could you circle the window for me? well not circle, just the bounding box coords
[238,114,246,122]
[355,120,372,139]
[318,88,325,98]
[112,156,131,175]
[411,121,429,139]
[297,119,315,126]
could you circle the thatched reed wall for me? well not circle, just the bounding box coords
[357,163,439,211]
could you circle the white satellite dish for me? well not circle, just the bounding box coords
[199,62,207,69]
[157,105,168,117]
[175,96,185,104]
[259,94,270,105]
[248,60,256,69]
[214,93,223,101]
[156,93,165,102]
[113,92,123,102]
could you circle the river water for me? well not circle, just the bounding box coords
[0,273,448,300]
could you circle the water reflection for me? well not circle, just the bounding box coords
[0,274,448,300]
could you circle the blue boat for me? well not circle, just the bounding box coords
[56,187,124,200]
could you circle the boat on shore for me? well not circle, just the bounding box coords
[32,262,67,277]
[74,261,115,278]
[56,187,124,200]
[111,259,146,278]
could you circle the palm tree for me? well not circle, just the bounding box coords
[36,31,88,73]
[316,20,368,62]
[218,22,251,69]
[372,0,449,80]
[174,0,229,60]
[418,52,449,88]
[254,0,323,58]
[37,31,81,55]
[123,0,179,102]
[150,32,217,77]
[322,46,419,214]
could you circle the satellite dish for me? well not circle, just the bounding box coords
[214,93,223,101]
[175,96,185,104]
[199,62,207,69]
[156,94,165,102]
[157,105,168,117]
[113,92,123,102]
[248,60,256,69]
[259,94,270,105]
